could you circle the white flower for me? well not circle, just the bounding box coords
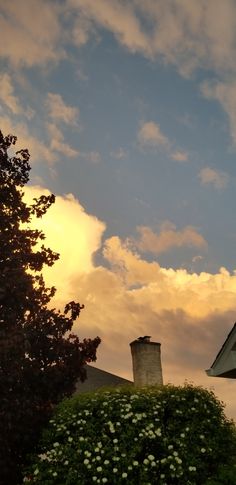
[52,472,58,477]
[113,468,118,473]
[133,460,139,466]
[189,466,196,471]
[92,477,97,482]
[97,466,102,472]
[143,459,149,465]
[176,457,182,464]
[148,455,155,461]
[68,436,73,442]
[38,453,47,461]
[201,448,206,453]
[34,468,39,475]
[122,472,128,478]
[113,438,118,444]
[102,479,108,483]
[84,459,90,465]
[180,433,185,438]
[64,460,69,465]
[53,442,59,447]
[104,460,110,465]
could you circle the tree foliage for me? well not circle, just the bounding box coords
[0,131,101,485]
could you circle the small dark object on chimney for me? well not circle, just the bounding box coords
[137,336,151,341]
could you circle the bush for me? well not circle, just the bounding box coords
[23,384,236,485]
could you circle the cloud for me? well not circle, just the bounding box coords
[46,93,79,126]
[47,123,79,158]
[81,151,102,163]
[199,167,229,189]
[138,121,169,147]
[0,73,22,114]
[137,121,188,161]
[171,150,189,162]
[3,0,236,79]
[201,80,236,146]
[24,186,106,300]
[0,116,57,165]
[69,0,152,57]
[132,222,207,255]
[23,186,236,419]
[110,147,127,160]
[68,0,236,77]
[0,0,63,67]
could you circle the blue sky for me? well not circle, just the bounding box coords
[2,0,236,418]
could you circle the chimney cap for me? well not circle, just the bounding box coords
[130,337,161,346]
[138,336,151,342]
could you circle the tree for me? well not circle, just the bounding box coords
[0,131,101,485]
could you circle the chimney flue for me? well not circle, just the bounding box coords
[130,336,163,387]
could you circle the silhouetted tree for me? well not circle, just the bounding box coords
[0,131,101,485]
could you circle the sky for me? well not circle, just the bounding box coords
[1,0,236,419]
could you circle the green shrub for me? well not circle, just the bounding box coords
[23,384,236,485]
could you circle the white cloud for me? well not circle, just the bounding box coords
[46,93,79,126]
[138,121,169,147]
[199,167,229,189]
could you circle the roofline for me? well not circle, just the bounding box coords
[210,322,236,369]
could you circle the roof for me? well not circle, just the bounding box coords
[206,323,236,378]
[74,364,133,394]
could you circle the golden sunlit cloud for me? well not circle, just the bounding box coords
[24,186,236,419]
[132,222,207,255]
[24,186,106,301]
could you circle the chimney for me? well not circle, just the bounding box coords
[130,336,163,386]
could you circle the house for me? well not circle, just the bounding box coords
[75,336,163,394]
[206,323,236,378]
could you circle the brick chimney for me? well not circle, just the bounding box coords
[130,336,163,386]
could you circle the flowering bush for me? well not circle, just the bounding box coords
[24,384,236,484]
